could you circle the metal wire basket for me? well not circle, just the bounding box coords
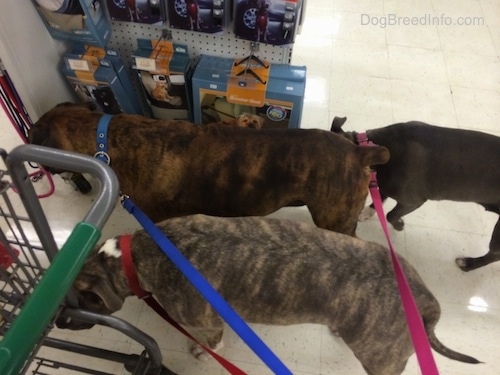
[0,145,175,375]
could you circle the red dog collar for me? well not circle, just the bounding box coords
[119,235,151,299]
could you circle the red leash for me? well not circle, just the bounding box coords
[119,235,247,375]
[0,64,55,198]
[359,133,439,374]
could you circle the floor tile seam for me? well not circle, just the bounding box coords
[399,220,489,237]
[147,344,291,372]
[440,299,500,314]
[385,76,455,91]
[331,38,390,57]
[385,39,442,51]
[386,42,447,54]
[48,328,137,350]
[449,84,500,94]
[386,45,450,86]
[440,45,500,59]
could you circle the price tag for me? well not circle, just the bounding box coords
[135,57,157,71]
[68,59,91,71]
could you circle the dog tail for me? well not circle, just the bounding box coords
[427,329,481,364]
[356,145,390,166]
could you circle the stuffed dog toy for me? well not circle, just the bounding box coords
[235,113,264,129]
[58,215,480,375]
[29,102,390,237]
[331,117,500,271]
[213,113,264,129]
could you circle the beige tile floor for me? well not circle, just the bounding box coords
[1,0,500,373]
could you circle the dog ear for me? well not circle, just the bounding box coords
[27,125,54,148]
[82,101,99,111]
[55,102,78,108]
[255,116,264,129]
[55,101,98,111]
[357,145,390,167]
[330,117,347,133]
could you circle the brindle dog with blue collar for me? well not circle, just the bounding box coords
[59,215,480,375]
[29,102,389,237]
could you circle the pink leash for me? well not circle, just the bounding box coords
[359,133,439,375]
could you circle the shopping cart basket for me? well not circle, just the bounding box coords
[0,145,175,375]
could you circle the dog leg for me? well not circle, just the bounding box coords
[361,363,407,375]
[456,216,500,271]
[386,201,424,231]
[360,193,389,221]
[308,205,358,236]
[359,206,376,221]
[345,338,409,375]
[329,326,341,337]
[190,327,224,361]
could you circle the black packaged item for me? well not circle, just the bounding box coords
[166,0,227,34]
[105,0,166,25]
[233,0,302,45]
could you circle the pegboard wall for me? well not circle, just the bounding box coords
[108,21,293,64]
[107,20,294,116]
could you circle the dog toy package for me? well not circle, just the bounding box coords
[166,0,228,34]
[60,53,142,114]
[105,0,166,25]
[70,44,144,114]
[32,0,112,46]
[132,39,192,120]
[192,54,306,128]
[233,0,303,45]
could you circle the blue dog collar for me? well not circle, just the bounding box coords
[94,114,113,165]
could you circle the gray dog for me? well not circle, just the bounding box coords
[60,215,479,375]
[331,117,500,272]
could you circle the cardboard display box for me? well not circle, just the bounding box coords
[61,53,141,115]
[70,44,143,114]
[132,39,192,120]
[192,54,306,128]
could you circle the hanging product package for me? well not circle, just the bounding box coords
[233,0,303,46]
[70,44,144,114]
[191,54,306,128]
[61,53,141,115]
[105,0,166,25]
[132,39,192,120]
[32,0,112,46]
[166,0,228,34]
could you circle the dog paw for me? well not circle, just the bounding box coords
[358,207,375,221]
[191,341,224,361]
[391,218,405,231]
[329,328,341,337]
[455,257,472,272]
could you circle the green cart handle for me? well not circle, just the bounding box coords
[0,145,119,375]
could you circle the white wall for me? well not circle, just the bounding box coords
[0,0,73,121]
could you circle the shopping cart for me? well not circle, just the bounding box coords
[0,144,175,375]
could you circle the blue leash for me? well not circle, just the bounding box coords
[121,196,293,375]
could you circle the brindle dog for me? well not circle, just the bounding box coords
[59,215,480,375]
[29,102,389,236]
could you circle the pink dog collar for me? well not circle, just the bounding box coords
[356,132,376,147]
